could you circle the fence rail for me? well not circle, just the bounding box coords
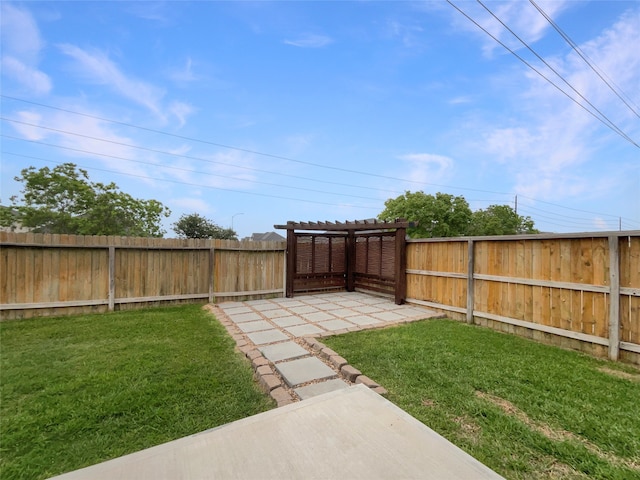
[0,232,285,320]
[405,231,640,364]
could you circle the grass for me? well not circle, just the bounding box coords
[0,305,274,480]
[324,319,640,480]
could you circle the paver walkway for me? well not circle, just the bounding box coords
[212,291,444,405]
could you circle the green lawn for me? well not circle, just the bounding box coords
[324,319,640,480]
[0,305,274,480]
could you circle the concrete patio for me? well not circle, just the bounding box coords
[51,385,504,480]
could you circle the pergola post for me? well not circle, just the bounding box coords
[285,227,296,298]
[346,230,356,292]
[394,227,407,305]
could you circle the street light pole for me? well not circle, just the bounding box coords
[231,212,244,231]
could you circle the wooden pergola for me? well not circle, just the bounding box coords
[274,219,414,304]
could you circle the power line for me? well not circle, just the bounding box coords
[0,110,514,197]
[1,100,635,226]
[529,0,640,119]
[446,1,639,148]
[476,0,637,144]
[1,151,381,211]
[0,134,385,202]
[0,95,515,195]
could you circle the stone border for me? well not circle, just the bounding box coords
[205,304,388,407]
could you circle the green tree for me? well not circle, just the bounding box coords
[469,204,539,236]
[1,163,170,236]
[172,213,237,240]
[379,191,473,238]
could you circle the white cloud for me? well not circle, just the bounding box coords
[0,3,44,60]
[284,33,333,48]
[168,101,195,128]
[2,57,52,95]
[58,44,166,117]
[449,0,571,57]
[397,153,454,187]
[169,57,199,84]
[0,3,52,95]
[171,197,212,214]
[387,20,424,49]
[480,6,640,201]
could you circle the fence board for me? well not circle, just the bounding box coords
[1,233,285,319]
[406,232,639,364]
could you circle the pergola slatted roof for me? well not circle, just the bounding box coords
[274,219,414,232]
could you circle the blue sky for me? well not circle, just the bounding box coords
[1,1,639,238]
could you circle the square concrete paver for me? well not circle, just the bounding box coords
[295,379,350,400]
[246,329,289,345]
[219,306,252,315]
[289,306,319,315]
[352,305,383,314]
[275,357,337,387]
[317,319,355,331]
[261,309,291,319]
[260,342,310,363]
[285,324,325,337]
[230,312,263,323]
[327,308,359,318]
[237,320,274,333]
[271,316,306,328]
[301,311,335,322]
[348,315,383,326]
[251,302,281,312]
[372,311,404,322]
[334,300,363,308]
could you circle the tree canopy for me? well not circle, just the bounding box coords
[1,163,170,237]
[172,213,237,240]
[469,204,538,236]
[379,191,538,238]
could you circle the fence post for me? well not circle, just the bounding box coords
[208,246,215,304]
[108,246,115,311]
[608,235,620,361]
[466,239,475,324]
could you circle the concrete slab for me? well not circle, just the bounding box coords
[260,342,310,363]
[51,386,504,480]
[316,319,354,331]
[236,320,273,333]
[270,316,306,328]
[246,329,289,345]
[275,356,337,387]
[284,324,324,337]
[294,378,350,400]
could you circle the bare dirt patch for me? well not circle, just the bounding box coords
[475,391,640,472]
[598,366,640,382]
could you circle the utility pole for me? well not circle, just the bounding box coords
[515,195,518,215]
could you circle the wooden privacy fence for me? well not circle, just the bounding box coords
[0,232,285,320]
[405,231,640,364]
